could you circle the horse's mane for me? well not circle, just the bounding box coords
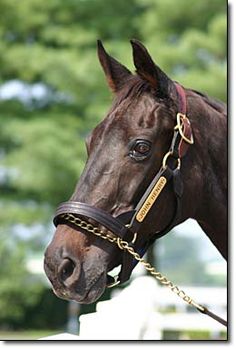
[190,89,226,115]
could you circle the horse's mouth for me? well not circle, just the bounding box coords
[50,264,122,304]
[44,220,124,304]
[51,273,106,304]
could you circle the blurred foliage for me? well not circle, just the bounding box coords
[0,0,226,329]
[0,237,44,328]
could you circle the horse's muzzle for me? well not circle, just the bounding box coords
[43,225,109,304]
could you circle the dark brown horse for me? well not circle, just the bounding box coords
[44,40,227,304]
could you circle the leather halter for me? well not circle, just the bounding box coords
[53,83,194,286]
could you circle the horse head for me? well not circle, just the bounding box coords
[44,40,199,303]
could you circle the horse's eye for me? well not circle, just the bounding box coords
[129,140,152,161]
[135,142,150,154]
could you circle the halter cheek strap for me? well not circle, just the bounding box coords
[117,83,193,283]
[174,83,194,157]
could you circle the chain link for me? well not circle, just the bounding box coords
[60,213,204,312]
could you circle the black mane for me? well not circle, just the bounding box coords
[191,89,226,115]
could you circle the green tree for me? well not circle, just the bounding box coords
[137,0,227,101]
[0,234,44,328]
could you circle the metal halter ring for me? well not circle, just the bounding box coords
[125,225,137,244]
[107,232,137,289]
[107,276,120,288]
[175,113,194,145]
[162,151,181,170]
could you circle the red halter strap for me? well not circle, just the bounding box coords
[174,83,194,158]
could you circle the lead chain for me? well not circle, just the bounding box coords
[61,213,204,312]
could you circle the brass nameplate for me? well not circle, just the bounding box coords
[136,176,167,222]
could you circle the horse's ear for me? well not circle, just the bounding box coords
[130,39,172,97]
[97,40,132,93]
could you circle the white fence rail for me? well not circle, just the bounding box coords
[40,276,227,340]
[79,276,227,340]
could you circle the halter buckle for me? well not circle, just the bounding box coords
[175,113,194,145]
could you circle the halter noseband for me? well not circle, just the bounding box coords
[53,83,194,286]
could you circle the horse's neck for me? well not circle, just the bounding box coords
[186,91,227,260]
[198,220,227,260]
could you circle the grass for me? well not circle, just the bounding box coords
[0,330,61,340]
[163,330,227,340]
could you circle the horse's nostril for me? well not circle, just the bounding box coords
[58,258,75,283]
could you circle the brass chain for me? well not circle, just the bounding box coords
[61,213,204,312]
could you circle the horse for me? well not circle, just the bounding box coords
[44,40,227,306]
